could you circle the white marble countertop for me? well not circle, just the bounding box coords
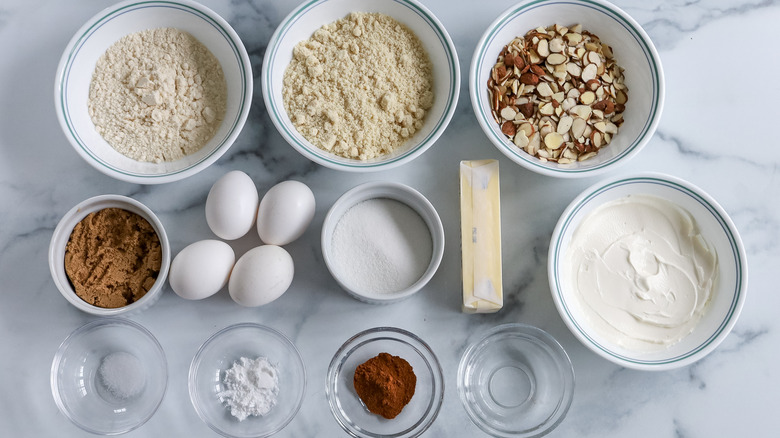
[1,0,778,436]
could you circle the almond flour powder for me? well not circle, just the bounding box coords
[282,12,434,160]
[88,28,227,163]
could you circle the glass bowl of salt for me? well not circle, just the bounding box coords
[188,323,306,438]
[50,318,167,435]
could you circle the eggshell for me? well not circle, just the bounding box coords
[169,240,235,300]
[257,180,315,245]
[228,245,294,307]
[206,170,259,240]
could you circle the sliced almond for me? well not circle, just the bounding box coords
[581,63,598,82]
[500,106,517,120]
[546,53,567,65]
[580,91,595,105]
[537,39,550,57]
[544,132,564,149]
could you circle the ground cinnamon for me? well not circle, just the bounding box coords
[353,352,416,419]
[64,208,161,308]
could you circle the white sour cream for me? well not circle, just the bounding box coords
[564,195,718,351]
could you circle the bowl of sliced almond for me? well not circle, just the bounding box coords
[470,0,664,178]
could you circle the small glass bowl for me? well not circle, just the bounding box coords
[50,318,168,435]
[326,327,444,438]
[457,324,574,438]
[188,323,306,438]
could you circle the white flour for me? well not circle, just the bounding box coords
[330,198,432,293]
[88,27,226,163]
[217,356,279,421]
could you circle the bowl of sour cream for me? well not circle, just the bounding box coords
[549,173,747,370]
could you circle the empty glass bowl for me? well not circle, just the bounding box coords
[457,323,574,438]
[188,323,306,438]
[50,318,168,435]
[326,327,444,438]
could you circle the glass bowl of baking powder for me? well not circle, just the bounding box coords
[189,323,306,438]
[51,318,168,435]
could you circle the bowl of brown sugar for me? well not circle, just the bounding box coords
[49,195,170,316]
[55,0,252,184]
[262,0,460,172]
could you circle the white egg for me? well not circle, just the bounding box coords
[257,180,315,246]
[206,170,259,240]
[169,240,235,300]
[228,245,294,307]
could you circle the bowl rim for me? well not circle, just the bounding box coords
[325,326,445,438]
[188,322,307,438]
[321,181,445,303]
[48,194,171,316]
[50,317,168,435]
[261,0,460,172]
[456,323,574,438]
[548,172,748,370]
[54,0,253,184]
[469,0,666,178]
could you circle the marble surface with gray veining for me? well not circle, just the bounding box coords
[1,0,778,436]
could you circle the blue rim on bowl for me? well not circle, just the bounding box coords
[54,0,252,184]
[470,0,665,177]
[262,0,460,171]
[548,173,748,369]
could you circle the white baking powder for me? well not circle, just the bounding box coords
[217,356,279,421]
[330,198,432,293]
[98,351,146,399]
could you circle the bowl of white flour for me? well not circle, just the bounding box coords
[55,0,252,184]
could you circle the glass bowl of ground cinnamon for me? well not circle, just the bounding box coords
[326,327,444,438]
[48,195,170,316]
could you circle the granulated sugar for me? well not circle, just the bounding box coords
[88,27,227,163]
[330,198,432,293]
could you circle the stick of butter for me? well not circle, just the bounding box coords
[460,160,502,313]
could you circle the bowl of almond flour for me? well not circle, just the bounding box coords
[262,0,460,172]
[55,0,252,184]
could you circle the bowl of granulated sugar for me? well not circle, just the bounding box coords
[321,181,445,304]
[262,0,460,172]
[55,0,252,184]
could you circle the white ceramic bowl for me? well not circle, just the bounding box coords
[51,318,168,435]
[548,173,747,370]
[321,182,445,304]
[470,0,664,177]
[262,0,460,172]
[49,195,171,316]
[55,0,252,184]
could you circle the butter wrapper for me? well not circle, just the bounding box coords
[460,160,502,313]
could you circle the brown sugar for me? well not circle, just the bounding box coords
[353,352,416,419]
[64,208,162,308]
